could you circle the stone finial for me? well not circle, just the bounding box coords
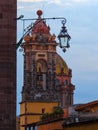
[37,10,43,18]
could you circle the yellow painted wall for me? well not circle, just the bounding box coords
[38,120,63,130]
[26,102,58,114]
[20,103,26,115]
[20,102,58,115]
[20,101,59,130]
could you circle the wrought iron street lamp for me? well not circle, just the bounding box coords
[58,19,71,52]
[16,11,71,52]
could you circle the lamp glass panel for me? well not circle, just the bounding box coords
[60,36,68,47]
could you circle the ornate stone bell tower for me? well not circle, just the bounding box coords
[20,10,75,129]
[21,10,59,102]
[21,10,75,106]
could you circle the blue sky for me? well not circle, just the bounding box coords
[17,0,98,115]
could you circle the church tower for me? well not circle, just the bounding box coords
[0,0,16,130]
[20,10,75,129]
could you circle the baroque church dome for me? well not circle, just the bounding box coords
[56,53,69,75]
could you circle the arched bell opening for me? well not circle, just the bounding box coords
[36,59,47,90]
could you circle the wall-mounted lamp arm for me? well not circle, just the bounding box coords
[16,17,66,49]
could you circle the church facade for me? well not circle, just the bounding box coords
[20,10,75,130]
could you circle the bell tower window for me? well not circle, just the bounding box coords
[36,60,47,90]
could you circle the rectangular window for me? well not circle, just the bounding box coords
[31,127,33,130]
[35,126,37,130]
[26,127,29,130]
[42,108,45,114]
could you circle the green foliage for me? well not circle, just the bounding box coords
[41,107,64,121]
[53,107,64,114]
